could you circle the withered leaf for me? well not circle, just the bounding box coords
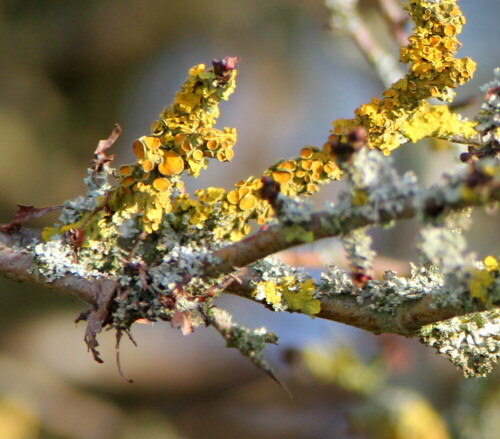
[76,280,117,364]
[95,123,122,156]
[0,204,61,233]
[171,309,194,335]
[92,124,121,172]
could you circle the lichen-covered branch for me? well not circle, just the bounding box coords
[0,229,111,307]
[224,263,494,337]
[330,0,477,154]
[208,151,500,274]
[1,0,499,379]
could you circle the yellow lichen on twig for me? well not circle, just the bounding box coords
[253,276,321,316]
[65,1,479,245]
[332,0,476,154]
[188,145,342,241]
[110,59,239,234]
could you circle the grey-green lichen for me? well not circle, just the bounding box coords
[419,227,469,272]
[201,304,279,381]
[318,263,441,313]
[419,310,500,377]
[333,148,419,223]
[476,68,500,136]
[33,239,105,282]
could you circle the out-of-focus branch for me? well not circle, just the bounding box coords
[376,0,409,47]
[326,0,404,87]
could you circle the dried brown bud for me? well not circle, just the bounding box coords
[347,126,368,149]
[485,86,500,101]
[328,127,367,164]
[65,227,85,251]
[352,270,372,287]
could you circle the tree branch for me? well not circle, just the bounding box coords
[0,230,111,308]
[225,266,490,337]
[208,158,500,275]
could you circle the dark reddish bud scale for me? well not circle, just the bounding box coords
[347,126,368,149]
[352,270,372,287]
[260,176,281,206]
[465,168,492,188]
[328,127,368,164]
[459,152,472,163]
[485,86,500,101]
[424,198,445,217]
[212,56,240,81]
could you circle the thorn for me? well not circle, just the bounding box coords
[115,329,134,383]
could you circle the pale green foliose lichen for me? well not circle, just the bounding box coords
[420,310,500,377]
[333,148,419,223]
[33,239,105,282]
[319,264,441,313]
[251,257,321,316]
[476,68,500,135]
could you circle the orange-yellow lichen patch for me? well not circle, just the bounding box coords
[174,133,187,145]
[272,170,293,184]
[443,24,456,37]
[225,149,235,160]
[206,139,218,150]
[239,195,257,211]
[143,136,161,150]
[330,0,477,153]
[158,151,185,175]
[300,147,314,159]
[191,150,204,161]
[152,178,171,192]
[133,140,145,159]
[141,159,155,172]
[226,190,239,204]
[179,138,192,153]
[150,120,165,135]
[122,176,136,187]
[277,161,296,171]
[119,165,133,176]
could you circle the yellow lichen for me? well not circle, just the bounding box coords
[331,0,477,154]
[254,282,283,307]
[484,255,499,272]
[158,151,185,176]
[469,256,499,305]
[254,277,320,316]
[282,278,321,316]
[152,178,171,192]
[102,60,239,234]
[403,103,477,143]
[52,1,479,249]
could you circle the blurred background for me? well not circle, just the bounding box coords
[0,0,499,438]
